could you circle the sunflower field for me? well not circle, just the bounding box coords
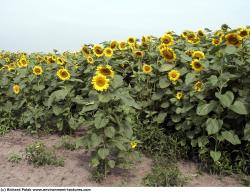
[0,25,250,177]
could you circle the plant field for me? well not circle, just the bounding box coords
[0,25,250,180]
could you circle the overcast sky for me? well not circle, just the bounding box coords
[1,0,249,52]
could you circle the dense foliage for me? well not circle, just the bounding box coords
[0,25,250,176]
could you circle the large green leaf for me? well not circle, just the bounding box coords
[104,127,115,138]
[221,130,241,145]
[210,151,221,162]
[229,100,248,115]
[185,73,196,85]
[215,91,234,108]
[206,118,223,135]
[196,101,217,116]
[224,45,237,54]
[47,88,69,107]
[159,77,170,88]
[91,133,102,148]
[243,122,250,141]
[112,75,123,89]
[94,114,109,129]
[98,148,109,159]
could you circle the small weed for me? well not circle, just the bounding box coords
[56,135,83,151]
[143,156,187,187]
[8,153,22,164]
[25,142,64,167]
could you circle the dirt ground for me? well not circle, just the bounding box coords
[0,130,247,187]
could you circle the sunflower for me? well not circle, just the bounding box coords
[176,92,184,100]
[192,51,205,60]
[238,28,249,38]
[33,65,43,76]
[127,36,136,45]
[104,47,113,57]
[13,84,20,94]
[212,38,222,46]
[160,47,176,62]
[194,81,204,92]
[81,45,91,56]
[92,74,110,92]
[185,50,194,57]
[168,70,180,82]
[18,56,28,68]
[191,59,204,72]
[93,44,104,57]
[130,141,137,149]
[160,33,174,46]
[225,33,242,47]
[142,64,152,74]
[134,50,144,58]
[215,30,224,38]
[56,57,65,65]
[142,36,152,44]
[56,68,70,81]
[197,29,205,38]
[118,41,127,50]
[87,56,94,64]
[96,65,114,78]
[110,40,118,50]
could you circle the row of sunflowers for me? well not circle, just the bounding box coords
[0,25,250,176]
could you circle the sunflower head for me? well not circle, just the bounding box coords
[176,92,184,100]
[127,36,136,45]
[18,56,28,68]
[191,59,204,72]
[238,28,249,38]
[160,47,176,62]
[130,141,137,149]
[33,65,43,76]
[57,68,71,81]
[92,74,110,92]
[13,84,20,94]
[110,40,118,50]
[197,29,205,38]
[168,70,180,82]
[212,38,222,46]
[160,33,174,46]
[81,46,91,56]
[96,65,114,78]
[87,56,94,64]
[194,81,204,92]
[118,41,127,50]
[56,57,65,65]
[93,44,104,57]
[104,47,113,58]
[134,50,144,58]
[142,64,153,74]
[185,50,194,57]
[225,33,242,47]
[192,51,205,60]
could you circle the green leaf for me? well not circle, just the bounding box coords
[80,103,98,114]
[207,75,218,86]
[198,136,209,148]
[91,158,100,167]
[108,160,115,168]
[224,45,237,54]
[156,112,167,124]
[159,64,174,72]
[33,84,45,91]
[94,115,109,129]
[98,93,113,103]
[210,151,221,162]
[185,73,196,85]
[98,148,109,159]
[243,122,250,141]
[104,127,115,138]
[114,141,126,151]
[196,101,217,116]
[215,91,234,108]
[206,118,223,135]
[112,75,123,89]
[91,133,102,148]
[229,100,248,115]
[159,77,170,88]
[52,105,66,116]
[47,88,69,107]
[221,130,241,145]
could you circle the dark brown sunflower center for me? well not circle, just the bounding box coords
[61,71,68,78]
[163,50,174,59]
[100,68,111,76]
[97,78,105,86]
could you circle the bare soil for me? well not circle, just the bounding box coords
[0,130,247,187]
